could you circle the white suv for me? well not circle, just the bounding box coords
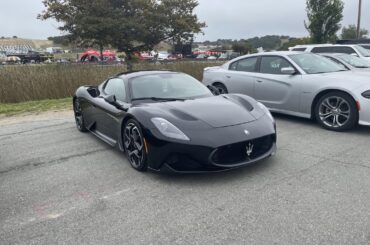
[289,44,370,61]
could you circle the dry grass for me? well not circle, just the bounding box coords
[0,61,222,103]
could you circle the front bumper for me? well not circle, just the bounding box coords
[150,141,277,174]
[144,114,276,173]
[359,98,370,126]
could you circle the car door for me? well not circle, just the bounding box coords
[223,56,258,97]
[254,55,301,112]
[95,78,128,142]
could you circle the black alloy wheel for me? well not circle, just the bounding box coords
[74,99,88,132]
[123,119,148,171]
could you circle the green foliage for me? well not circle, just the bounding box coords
[196,36,289,51]
[305,0,344,43]
[232,40,254,54]
[280,37,312,50]
[341,24,369,39]
[47,35,71,46]
[39,0,205,56]
[247,35,283,50]
[0,98,72,116]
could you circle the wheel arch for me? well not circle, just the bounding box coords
[212,81,228,93]
[310,89,358,119]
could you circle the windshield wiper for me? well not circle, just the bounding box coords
[131,97,185,102]
[355,66,370,68]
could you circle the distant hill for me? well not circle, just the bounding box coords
[0,38,53,49]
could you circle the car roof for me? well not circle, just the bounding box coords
[236,51,307,59]
[116,70,179,79]
[318,53,350,57]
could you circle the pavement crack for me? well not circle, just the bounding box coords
[0,148,109,175]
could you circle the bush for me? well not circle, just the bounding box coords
[0,61,222,103]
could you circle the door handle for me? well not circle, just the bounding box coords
[257,80,263,83]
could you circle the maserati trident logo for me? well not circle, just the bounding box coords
[246,142,254,157]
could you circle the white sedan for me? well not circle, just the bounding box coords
[203,51,370,131]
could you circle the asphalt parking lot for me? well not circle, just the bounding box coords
[1,111,370,245]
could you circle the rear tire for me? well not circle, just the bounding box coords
[314,92,358,131]
[213,83,228,94]
[123,119,148,172]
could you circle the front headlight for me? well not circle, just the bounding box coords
[257,102,274,122]
[362,90,370,99]
[151,118,190,141]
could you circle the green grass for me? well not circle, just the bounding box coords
[0,97,72,116]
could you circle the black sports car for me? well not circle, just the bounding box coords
[73,71,277,173]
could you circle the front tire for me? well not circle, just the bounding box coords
[314,92,358,131]
[74,99,88,132]
[123,119,148,171]
[213,83,228,94]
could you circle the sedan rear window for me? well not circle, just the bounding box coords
[229,57,258,72]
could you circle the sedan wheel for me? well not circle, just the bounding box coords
[315,92,358,131]
[213,83,228,94]
[123,119,148,171]
[74,99,87,132]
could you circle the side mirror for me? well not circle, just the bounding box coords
[207,85,220,95]
[104,94,126,110]
[104,94,117,104]
[351,53,359,57]
[281,67,296,75]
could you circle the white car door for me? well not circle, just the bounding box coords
[254,56,302,113]
[223,56,258,97]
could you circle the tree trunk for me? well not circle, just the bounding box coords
[99,44,104,64]
[126,52,133,71]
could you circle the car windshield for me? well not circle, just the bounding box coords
[355,45,370,57]
[289,53,347,74]
[130,73,212,100]
[337,54,370,68]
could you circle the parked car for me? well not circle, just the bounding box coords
[203,52,370,131]
[320,53,370,72]
[289,44,370,61]
[207,56,217,60]
[196,54,208,59]
[157,51,170,61]
[73,71,276,173]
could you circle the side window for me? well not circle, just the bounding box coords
[333,46,356,55]
[325,56,348,70]
[292,48,307,51]
[311,47,335,53]
[260,56,294,74]
[229,57,258,72]
[104,78,126,102]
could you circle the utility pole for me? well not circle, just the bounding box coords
[357,0,362,39]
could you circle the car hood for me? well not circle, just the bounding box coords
[134,95,259,128]
[309,71,370,88]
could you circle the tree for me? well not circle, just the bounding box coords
[39,0,205,68]
[232,40,254,55]
[305,0,344,43]
[341,24,368,39]
[279,37,312,50]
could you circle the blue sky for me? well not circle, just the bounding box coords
[0,0,368,41]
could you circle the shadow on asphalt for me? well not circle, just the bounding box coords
[151,157,276,185]
[273,113,370,136]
